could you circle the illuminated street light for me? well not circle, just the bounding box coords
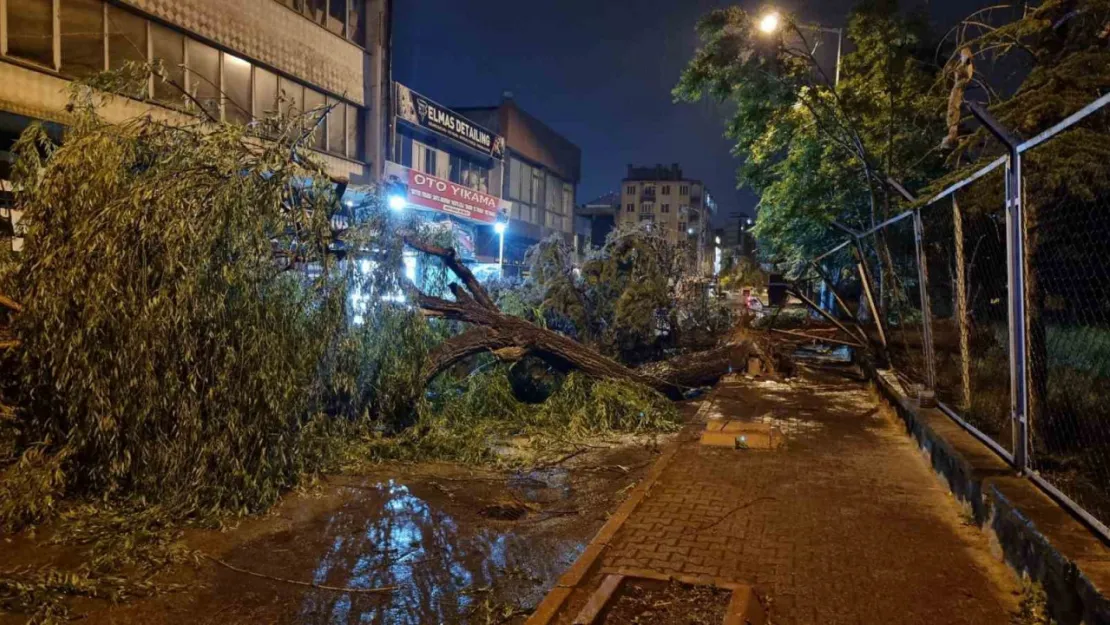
[758,12,780,34]
[756,9,843,86]
[687,228,695,235]
[388,194,406,211]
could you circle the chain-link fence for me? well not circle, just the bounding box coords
[800,93,1110,541]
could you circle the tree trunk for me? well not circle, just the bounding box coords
[408,238,769,401]
[952,197,972,410]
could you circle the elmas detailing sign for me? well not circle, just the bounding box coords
[384,161,510,224]
[394,83,505,159]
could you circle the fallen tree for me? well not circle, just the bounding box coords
[406,238,780,399]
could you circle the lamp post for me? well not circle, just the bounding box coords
[494,220,507,278]
[758,10,843,87]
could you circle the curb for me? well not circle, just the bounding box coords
[524,395,718,625]
[872,370,1110,625]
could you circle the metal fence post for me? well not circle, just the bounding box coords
[912,209,937,391]
[967,102,1029,473]
[1006,151,1030,473]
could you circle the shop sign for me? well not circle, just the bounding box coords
[395,82,505,159]
[384,161,509,224]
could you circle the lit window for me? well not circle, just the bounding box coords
[254,67,279,118]
[223,53,252,125]
[186,40,221,120]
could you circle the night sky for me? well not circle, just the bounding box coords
[392,0,982,228]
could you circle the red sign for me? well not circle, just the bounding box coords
[384,162,508,224]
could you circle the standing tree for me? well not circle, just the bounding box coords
[675,1,945,299]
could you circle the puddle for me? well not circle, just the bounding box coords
[283,480,582,624]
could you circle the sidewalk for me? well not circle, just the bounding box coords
[539,365,1020,624]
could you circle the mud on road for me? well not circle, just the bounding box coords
[0,431,680,625]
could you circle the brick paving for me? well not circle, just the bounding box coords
[577,366,1020,624]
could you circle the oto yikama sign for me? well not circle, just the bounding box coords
[384,162,509,224]
[394,83,505,159]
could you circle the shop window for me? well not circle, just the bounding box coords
[8,0,55,68]
[186,39,220,119]
[304,88,327,150]
[151,24,185,105]
[327,98,345,155]
[223,53,252,125]
[254,66,279,118]
[61,0,104,78]
[108,5,147,72]
[345,104,361,161]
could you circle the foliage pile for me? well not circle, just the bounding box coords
[500,226,730,365]
[363,367,681,466]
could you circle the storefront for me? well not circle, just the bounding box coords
[386,83,510,279]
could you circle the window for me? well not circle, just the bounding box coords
[348,1,367,43]
[108,5,147,71]
[279,77,304,116]
[152,24,185,105]
[303,89,326,149]
[626,185,635,195]
[626,204,634,213]
[254,67,279,118]
[8,0,55,68]
[562,183,573,214]
[327,97,345,155]
[224,53,252,124]
[661,204,670,213]
[640,203,653,213]
[532,168,545,206]
[424,146,437,176]
[328,0,345,35]
[662,185,671,195]
[304,0,327,24]
[186,40,221,120]
[680,185,690,195]
[345,104,362,161]
[61,0,104,78]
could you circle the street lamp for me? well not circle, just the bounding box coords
[758,12,780,34]
[757,9,843,86]
[388,194,406,211]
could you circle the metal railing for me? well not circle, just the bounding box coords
[802,93,1110,543]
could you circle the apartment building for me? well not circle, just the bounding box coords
[0,0,391,251]
[618,163,716,275]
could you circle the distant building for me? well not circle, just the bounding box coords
[618,164,716,275]
[456,94,581,275]
[0,0,392,252]
[576,191,620,249]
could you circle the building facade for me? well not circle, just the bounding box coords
[385,82,509,271]
[0,0,391,251]
[618,164,716,275]
[456,94,581,274]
